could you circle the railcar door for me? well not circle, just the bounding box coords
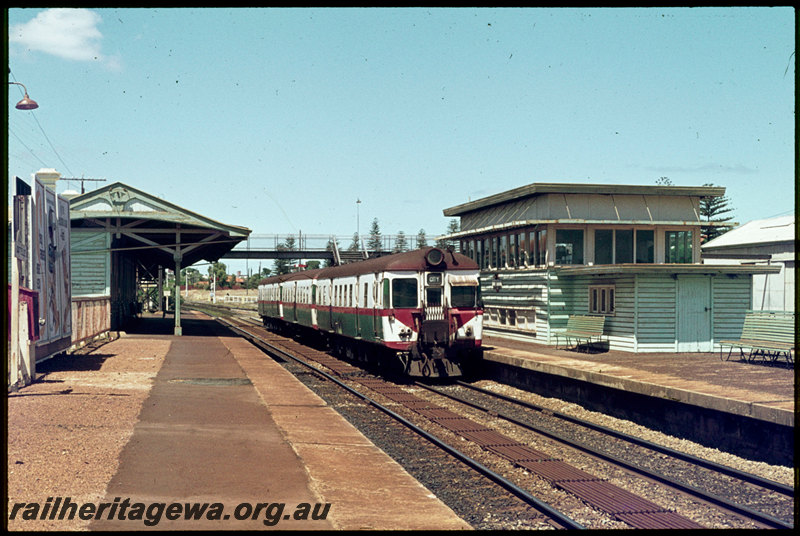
[278,284,283,319]
[292,282,298,322]
[372,276,380,339]
[355,276,361,338]
[327,281,334,331]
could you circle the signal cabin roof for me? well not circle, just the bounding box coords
[69,181,251,271]
[443,182,725,217]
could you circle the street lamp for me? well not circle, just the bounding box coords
[8,81,39,110]
[9,78,38,388]
[356,198,361,246]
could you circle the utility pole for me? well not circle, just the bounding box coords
[62,176,107,194]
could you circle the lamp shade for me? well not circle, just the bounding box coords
[15,94,38,110]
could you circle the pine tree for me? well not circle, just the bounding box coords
[700,183,734,242]
[272,235,296,274]
[348,232,360,252]
[436,219,460,250]
[393,231,408,253]
[416,228,428,248]
[367,218,382,252]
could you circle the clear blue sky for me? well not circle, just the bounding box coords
[7,7,795,274]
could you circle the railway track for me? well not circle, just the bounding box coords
[190,305,794,529]
[215,315,584,529]
[415,381,794,529]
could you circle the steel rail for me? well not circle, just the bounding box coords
[455,380,794,496]
[215,317,585,530]
[417,382,793,530]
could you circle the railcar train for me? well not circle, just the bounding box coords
[257,247,483,378]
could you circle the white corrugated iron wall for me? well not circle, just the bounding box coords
[712,274,753,350]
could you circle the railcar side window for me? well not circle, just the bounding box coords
[451,286,477,308]
[392,278,418,308]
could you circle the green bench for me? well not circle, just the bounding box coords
[719,311,795,364]
[555,315,606,352]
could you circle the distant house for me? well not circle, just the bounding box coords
[440,182,780,352]
[702,214,794,312]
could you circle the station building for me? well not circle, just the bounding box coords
[440,182,780,352]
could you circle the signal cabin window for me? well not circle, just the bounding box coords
[451,285,477,308]
[537,229,547,266]
[529,229,547,266]
[595,230,614,264]
[665,230,693,263]
[555,229,584,265]
[594,229,655,264]
[392,278,418,308]
[589,285,615,315]
[615,230,634,264]
[636,230,655,263]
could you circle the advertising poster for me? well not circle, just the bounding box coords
[57,195,72,338]
[33,178,49,341]
[12,195,30,287]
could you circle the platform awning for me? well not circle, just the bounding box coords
[69,182,251,273]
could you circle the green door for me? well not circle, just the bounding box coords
[677,276,712,352]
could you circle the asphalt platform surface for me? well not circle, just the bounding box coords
[88,312,470,530]
[482,333,794,427]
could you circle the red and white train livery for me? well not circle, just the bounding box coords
[258,247,483,377]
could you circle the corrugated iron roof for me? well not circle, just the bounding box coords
[443,182,725,217]
[702,214,795,250]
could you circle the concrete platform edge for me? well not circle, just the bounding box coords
[484,350,794,427]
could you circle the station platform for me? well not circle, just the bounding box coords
[482,334,794,428]
[8,312,793,531]
[7,311,469,531]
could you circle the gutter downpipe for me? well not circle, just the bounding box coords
[634,273,639,353]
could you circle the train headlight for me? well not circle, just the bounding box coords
[425,248,445,267]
